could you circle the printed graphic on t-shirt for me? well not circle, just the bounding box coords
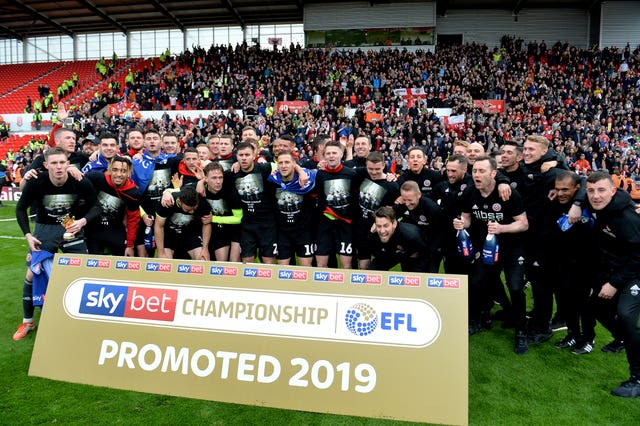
[207,198,230,216]
[235,174,264,213]
[359,179,386,219]
[276,190,303,223]
[324,179,351,209]
[43,194,77,221]
[168,212,194,233]
[147,169,171,200]
[97,191,124,226]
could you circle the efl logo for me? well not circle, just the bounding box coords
[58,257,81,266]
[177,264,204,274]
[244,268,272,278]
[86,258,111,269]
[209,266,238,276]
[350,273,382,285]
[388,275,421,287]
[79,283,177,321]
[146,262,172,273]
[278,270,308,281]
[313,271,344,283]
[115,260,141,271]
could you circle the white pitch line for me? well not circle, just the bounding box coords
[0,235,23,240]
[0,217,16,222]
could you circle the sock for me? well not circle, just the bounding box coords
[22,279,34,322]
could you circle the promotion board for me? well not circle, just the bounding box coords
[30,254,468,425]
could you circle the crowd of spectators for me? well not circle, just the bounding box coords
[3,36,640,185]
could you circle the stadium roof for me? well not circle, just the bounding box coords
[0,0,603,41]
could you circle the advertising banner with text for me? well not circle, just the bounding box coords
[30,254,468,425]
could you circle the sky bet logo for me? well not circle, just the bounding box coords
[209,266,238,276]
[350,273,382,285]
[57,257,81,266]
[79,283,177,321]
[427,277,460,289]
[177,264,204,274]
[146,262,172,272]
[278,269,308,281]
[115,260,141,271]
[388,275,421,287]
[313,271,344,283]
[243,267,272,278]
[86,258,111,269]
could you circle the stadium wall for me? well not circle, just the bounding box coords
[303,1,436,30]
[599,1,640,48]
[435,8,589,48]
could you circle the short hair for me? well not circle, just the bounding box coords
[242,126,257,135]
[324,140,343,151]
[400,180,421,194]
[178,185,199,207]
[54,127,75,141]
[407,146,426,157]
[196,143,209,150]
[183,147,198,155]
[525,135,550,149]
[203,161,224,175]
[586,170,613,185]
[275,134,295,145]
[127,128,144,138]
[474,155,497,171]
[144,128,160,137]
[355,134,371,145]
[447,154,468,168]
[275,149,295,161]
[44,147,67,160]
[162,132,178,140]
[453,139,470,149]
[366,151,384,164]
[556,170,580,186]
[501,141,523,154]
[98,132,117,142]
[109,155,132,170]
[311,134,330,151]
[236,141,256,153]
[374,206,397,222]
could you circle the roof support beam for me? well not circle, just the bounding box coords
[77,0,128,34]
[149,0,185,32]
[513,0,527,15]
[221,0,246,29]
[436,0,449,17]
[8,0,74,37]
[0,24,24,41]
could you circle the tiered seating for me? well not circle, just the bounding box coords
[0,62,60,97]
[0,134,46,160]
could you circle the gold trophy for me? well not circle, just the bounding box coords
[61,214,76,240]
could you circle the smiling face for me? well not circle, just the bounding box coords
[100,137,118,160]
[586,178,615,210]
[109,160,131,187]
[324,145,343,169]
[374,216,397,243]
[555,176,579,205]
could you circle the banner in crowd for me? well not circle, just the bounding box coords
[30,254,468,425]
[472,100,505,114]
[444,114,466,131]
[1,186,21,201]
[275,101,309,114]
[364,112,383,123]
[108,100,137,116]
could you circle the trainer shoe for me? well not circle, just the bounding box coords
[555,335,577,349]
[514,332,528,355]
[571,340,595,355]
[611,377,640,398]
[550,316,567,332]
[528,328,553,345]
[601,339,625,354]
[12,322,35,341]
